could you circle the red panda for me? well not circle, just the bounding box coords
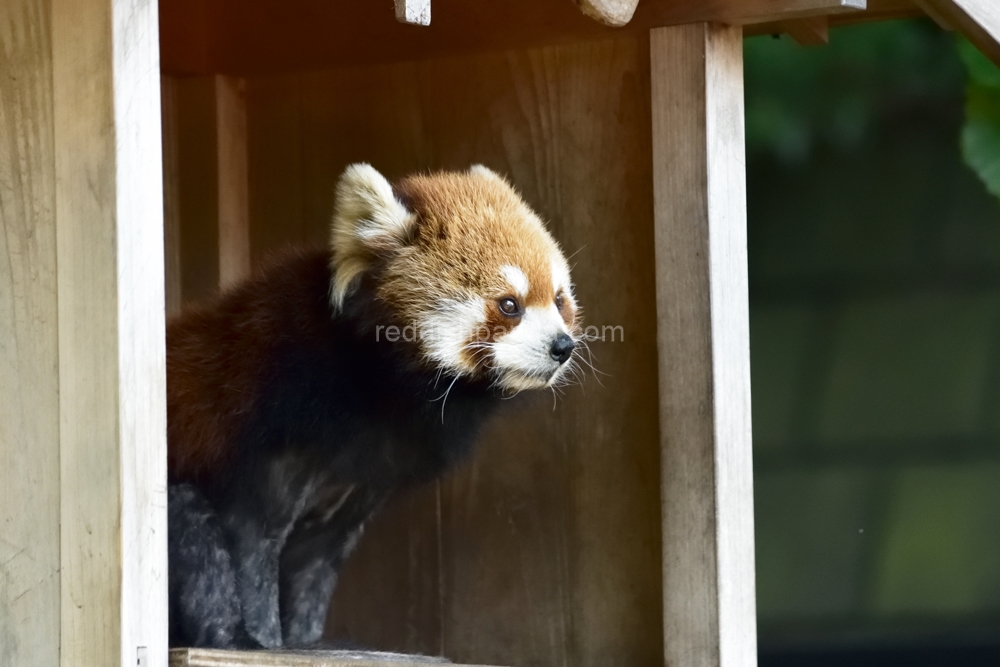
[167,164,581,650]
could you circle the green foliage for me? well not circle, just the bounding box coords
[744,20,964,162]
[959,39,1000,202]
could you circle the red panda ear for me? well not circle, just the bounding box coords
[469,164,508,184]
[330,163,416,310]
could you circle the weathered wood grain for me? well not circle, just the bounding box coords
[0,1,60,665]
[650,23,757,667]
[52,0,168,664]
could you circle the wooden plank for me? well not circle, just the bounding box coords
[246,33,662,667]
[921,0,1000,67]
[395,0,432,26]
[0,1,61,665]
[51,0,168,665]
[215,75,251,288]
[161,0,866,75]
[573,0,642,26]
[170,648,495,667]
[650,23,757,667]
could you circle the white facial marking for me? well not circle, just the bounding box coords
[500,264,529,298]
[551,258,572,298]
[491,304,570,391]
[419,296,487,372]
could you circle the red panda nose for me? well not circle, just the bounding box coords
[550,333,575,364]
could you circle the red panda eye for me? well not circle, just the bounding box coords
[497,297,521,317]
[555,293,564,310]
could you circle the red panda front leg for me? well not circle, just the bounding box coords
[278,485,386,646]
[221,511,286,648]
[168,484,263,649]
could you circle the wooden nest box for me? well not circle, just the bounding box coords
[2,1,998,666]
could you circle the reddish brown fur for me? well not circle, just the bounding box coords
[167,250,330,481]
[169,167,577,479]
[386,172,564,317]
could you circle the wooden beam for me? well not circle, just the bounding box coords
[573,0,642,26]
[0,2,61,665]
[395,0,432,26]
[52,0,168,665]
[651,23,757,667]
[639,0,864,26]
[920,0,1000,66]
[162,0,867,75]
[171,648,500,667]
[782,15,830,44]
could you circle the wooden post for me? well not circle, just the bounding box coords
[52,0,168,665]
[651,24,757,667]
[1,2,61,665]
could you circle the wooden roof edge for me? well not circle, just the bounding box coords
[924,0,1000,66]
[159,0,1000,76]
[745,0,1000,67]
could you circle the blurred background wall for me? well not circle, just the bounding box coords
[746,18,1000,666]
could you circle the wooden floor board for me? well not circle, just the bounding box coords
[170,648,499,667]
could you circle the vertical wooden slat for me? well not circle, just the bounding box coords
[162,75,183,316]
[215,75,250,288]
[164,75,250,302]
[650,23,757,667]
[0,1,60,665]
[52,0,168,665]
[172,76,220,302]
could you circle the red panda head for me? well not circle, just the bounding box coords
[331,164,580,393]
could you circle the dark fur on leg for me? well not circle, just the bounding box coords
[168,484,263,649]
[279,488,383,645]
